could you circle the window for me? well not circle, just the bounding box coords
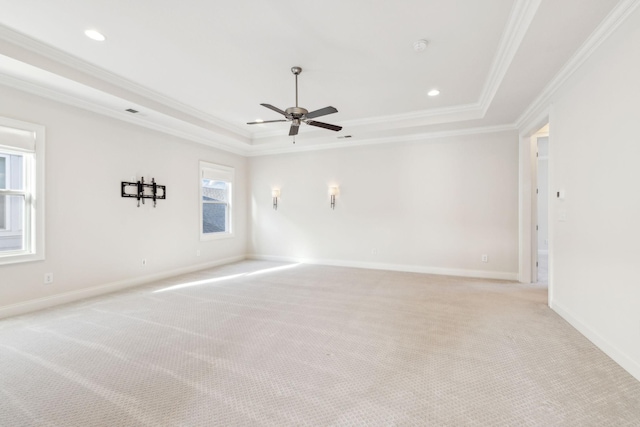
[0,153,23,235]
[0,118,44,265]
[0,155,7,230]
[200,161,233,239]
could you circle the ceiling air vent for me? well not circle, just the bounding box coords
[125,108,139,114]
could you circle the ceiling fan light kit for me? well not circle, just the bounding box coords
[247,66,343,142]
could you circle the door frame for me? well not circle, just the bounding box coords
[518,118,550,285]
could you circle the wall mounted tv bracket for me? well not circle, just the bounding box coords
[121,177,166,207]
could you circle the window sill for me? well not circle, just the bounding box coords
[0,252,44,266]
[200,232,235,242]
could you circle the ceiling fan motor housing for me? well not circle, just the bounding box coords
[285,107,308,119]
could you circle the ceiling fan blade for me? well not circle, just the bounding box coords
[306,120,342,132]
[289,123,299,136]
[246,119,288,125]
[306,106,338,119]
[260,103,288,117]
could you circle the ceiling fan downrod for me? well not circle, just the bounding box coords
[291,66,301,108]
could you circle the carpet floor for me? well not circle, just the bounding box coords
[1,260,639,426]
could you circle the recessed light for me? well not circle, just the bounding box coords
[427,89,440,97]
[254,119,264,123]
[85,29,106,41]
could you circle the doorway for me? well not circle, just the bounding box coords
[536,135,549,284]
[519,122,550,286]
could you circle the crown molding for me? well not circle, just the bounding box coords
[0,64,520,157]
[0,24,251,140]
[0,2,539,148]
[4,0,630,158]
[516,0,640,130]
[247,124,517,157]
[250,102,484,141]
[478,0,541,112]
[0,73,251,156]
[250,0,539,141]
[337,102,482,129]
[518,106,550,139]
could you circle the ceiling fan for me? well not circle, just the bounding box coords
[247,66,342,137]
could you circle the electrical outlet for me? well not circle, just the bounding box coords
[481,254,488,263]
[142,259,147,266]
[44,273,54,284]
[371,248,377,255]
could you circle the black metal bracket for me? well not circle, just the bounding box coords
[121,177,166,207]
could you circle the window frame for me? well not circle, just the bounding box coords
[0,117,45,265]
[199,161,234,241]
[0,153,9,231]
[0,151,23,235]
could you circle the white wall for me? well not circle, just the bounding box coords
[249,131,519,279]
[548,6,640,381]
[0,85,247,316]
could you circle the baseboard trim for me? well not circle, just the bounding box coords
[551,300,640,382]
[1,254,519,320]
[0,255,245,320]
[248,254,518,281]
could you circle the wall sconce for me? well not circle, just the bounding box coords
[272,189,280,210]
[329,186,338,209]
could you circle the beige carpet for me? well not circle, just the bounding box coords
[1,260,639,426]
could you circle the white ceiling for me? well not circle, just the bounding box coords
[0,0,623,154]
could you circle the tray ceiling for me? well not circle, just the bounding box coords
[0,0,624,154]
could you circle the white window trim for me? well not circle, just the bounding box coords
[199,161,234,241]
[0,151,23,235]
[0,117,45,265]
[0,153,10,231]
